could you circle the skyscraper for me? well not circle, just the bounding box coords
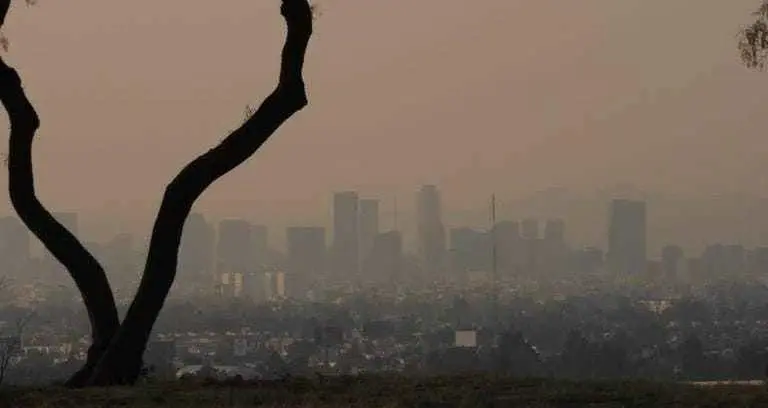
[543,219,565,244]
[358,198,380,270]
[286,226,326,297]
[216,219,253,277]
[249,224,270,271]
[102,232,138,294]
[178,213,215,286]
[417,185,446,279]
[449,227,489,278]
[661,244,684,280]
[542,218,567,276]
[364,230,403,287]
[332,191,359,280]
[607,199,647,275]
[521,218,539,240]
[493,220,521,276]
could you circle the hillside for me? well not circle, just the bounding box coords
[2,375,768,408]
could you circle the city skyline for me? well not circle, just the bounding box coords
[0,0,765,226]
[3,0,768,392]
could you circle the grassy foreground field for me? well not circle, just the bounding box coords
[2,375,768,408]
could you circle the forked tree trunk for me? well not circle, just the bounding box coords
[0,0,120,387]
[86,0,314,385]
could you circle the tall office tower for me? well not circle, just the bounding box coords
[493,220,521,276]
[216,219,253,279]
[701,244,725,279]
[542,218,567,276]
[724,244,747,276]
[661,245,684,280]
[573,246,605,276]
[606,199,647,275]
[544,219,565,244]
[449,227,490,279]
[332,191,359,280]
[178,213,215,286]
[519,218,540,276]
[358,199,380,272]
[0,216,30,279]
[417,185,446,279]
[520,218,539,240]
[364,230,403,287]
[749,247,768,276]
[286,226,326,297]
[102,232,137,294]
[250,224,270,272]
[243,271,267,302]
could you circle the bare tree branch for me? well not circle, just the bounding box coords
[0,0,10,29]
[0,0,120,387]
[88,0,314,385]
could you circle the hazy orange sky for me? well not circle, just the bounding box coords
[0,0,767,242]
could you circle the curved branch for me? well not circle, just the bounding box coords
[89,0,313,385]
[0,0,119,387]
[0,0,9,28]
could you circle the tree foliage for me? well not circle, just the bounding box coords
[739,1,768,69]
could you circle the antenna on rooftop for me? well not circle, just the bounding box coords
[393,195,398,231]
[490,193,499,331]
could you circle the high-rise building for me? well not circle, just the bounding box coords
[249,224,270,271]
[417,185,446,279]
[748,247,768,276]
[179,213,215,286]
[274,271,286,298]
[724,244,747,276]
[217,219,253,277]
[607,199,647,275]
[358,199,380,270]
[449,227,490,279]
[332,191,359,280]
[661,245,684,280]
[492,221,522,277]
[521,218,539,240]
[286,226,326,297]
[573,246,604,276]
[543,219,565,244]
[541,219,567,275]
[519,218,540,276]
[102,232,138,294]
[364,230,403,287]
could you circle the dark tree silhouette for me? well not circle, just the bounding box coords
[0,0,313,387]
[739,1,768,69]
[0,0,121,387]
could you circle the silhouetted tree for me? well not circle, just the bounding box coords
[0,0,121,387]
[0,0,314,387]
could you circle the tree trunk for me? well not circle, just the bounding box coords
[87,0,314,385]
[0,0,120,389]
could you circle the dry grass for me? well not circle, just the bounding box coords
[1,375,768,407]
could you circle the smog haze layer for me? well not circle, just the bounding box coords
[0,0,765,250]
